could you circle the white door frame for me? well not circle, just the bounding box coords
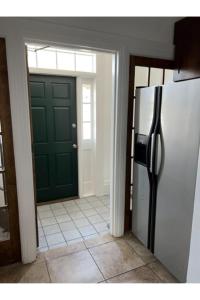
[25,38,124,228]
[2,19,129,263]
[25,39,127,260]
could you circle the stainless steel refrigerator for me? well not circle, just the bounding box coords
[132,78,200,282]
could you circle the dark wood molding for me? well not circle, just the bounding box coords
[132,56,174,69]
[0,38,21,265]
[174,17,200,81]
[124,55,174,232]
[124,56,135,231]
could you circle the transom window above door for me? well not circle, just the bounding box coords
[27,44,96,73]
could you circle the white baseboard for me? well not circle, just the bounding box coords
[82,180,94,198]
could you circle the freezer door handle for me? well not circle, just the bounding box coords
[155,134,162,175]
[150,133,155,173]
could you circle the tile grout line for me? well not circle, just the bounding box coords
[37,195,110,251]
[104,264,156,282]
[38,214,49,251]
[87,247,106,282]
[64,202,98,242]
[45,259,53,283]
[144,264,165,283]
[56,203,98,244]
[145,261,174,283]
[43,205,68,248]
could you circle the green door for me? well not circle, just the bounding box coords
[30,75,78,203]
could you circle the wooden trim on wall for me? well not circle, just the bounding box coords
[0,38,21,265]
[124,55,174,232]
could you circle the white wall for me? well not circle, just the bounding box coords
[95,52,113,196]
[0,17,176,264]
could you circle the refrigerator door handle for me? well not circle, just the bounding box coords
[155,133,162,176]
[150,133,155,173]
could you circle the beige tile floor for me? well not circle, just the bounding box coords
[37,195,110,251]
[0,232,178,283]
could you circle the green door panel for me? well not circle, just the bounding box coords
[30,75,78,202]
[53,107,72,141]
[32,107,48,143]
[35,155,50,189]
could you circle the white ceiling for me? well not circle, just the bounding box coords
[33,17,182,45]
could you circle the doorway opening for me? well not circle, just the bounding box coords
[26,43,114,251]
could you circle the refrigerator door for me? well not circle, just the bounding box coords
[132,86,156,247]
[154,79,200,282]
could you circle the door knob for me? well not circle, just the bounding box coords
[72,123,77,128]
[72,144,78,149]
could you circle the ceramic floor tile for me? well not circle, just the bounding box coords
[101,199,110,206]
[52,208,67,216]
[48,242,67,250]
[67,237,84,245]
[99,229,110,236]
[38,247,49,253]
[87,214,104,224]
[46,233,65,246]
[63,200,77,208]
[37,219,42,228]
[37,205,51,212]
[84,233,115,248]
[75,199,89,205]
[59,221,76,232]
[0,262,50,283]
[39,210,54,219]
[79,225,97,237]
[35,252,46,265]
[89,239,145,279]
[38,227,45,238]
[86,196,98,203]
[125,234,155,264]
[73,218,90,228]
[83,208,97,217]
[148,261,178,283]
[83,233,99,240]
[43,224,61,235]
[63,229,82,241]
[107,266,162,283]
[45,241,86,261]
[50,203,64,211]
[47,250,104,283]
[63,199,76,204]
[93,222,108,233]
[91,201,104,208]
[41,217,57,226]
[100,212,110,221]
[77,203,92,210]
[65,205,81,213]
[39,236,47,248]
[100,195,110,201]
[69,211,85,220]
[95,206,109,214]
[56,214,71,223]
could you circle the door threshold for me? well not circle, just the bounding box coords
[37,196,79,206]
